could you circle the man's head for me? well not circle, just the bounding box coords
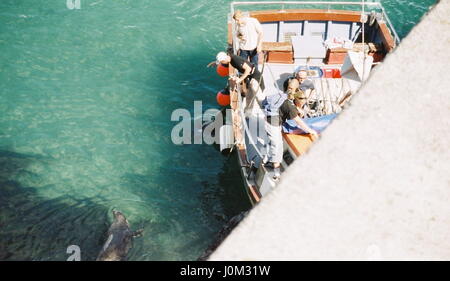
[216,52,230,65]
[286,78,300,100]
[233,10,246,26]
[296,70,308,83]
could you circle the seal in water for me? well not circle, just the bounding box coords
[97,210,143,261]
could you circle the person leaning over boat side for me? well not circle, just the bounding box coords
[264,79,318,180]
[233,10,263,70]
[215,51,265,112]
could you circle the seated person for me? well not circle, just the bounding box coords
[283,70,315,95]
[283,70,318,112]
[296,70,315,95]
[293,91,312,118]
[264,79,318,179]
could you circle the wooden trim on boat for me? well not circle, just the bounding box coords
[236,144,261,204]
[262,42,292,52]
[250,9,362,23]
[262,42,294,64]
[378,22,396,52]
[249,185,261,203]
[228,10,396,53]
[237,145,249,166]
[283,133,315,157]
[266,51,294,64]
[229,78,238,110]
[228,9,363,51]
[326,42,384,64]
[228,9,396,55]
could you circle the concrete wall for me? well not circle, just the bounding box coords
[210,0,450,261]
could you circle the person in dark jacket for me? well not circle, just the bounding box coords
[215,51,265,113]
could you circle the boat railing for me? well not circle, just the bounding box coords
[230,1,400,45]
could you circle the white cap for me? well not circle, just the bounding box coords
[216,52,228,64]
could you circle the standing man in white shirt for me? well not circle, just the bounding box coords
[233,10,264,69]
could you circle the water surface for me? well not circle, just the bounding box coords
[0,0,437,260]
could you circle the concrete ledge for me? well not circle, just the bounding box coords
[210,0,450,261]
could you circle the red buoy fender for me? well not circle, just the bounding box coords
[216,64,229,77]
[216,91,230,106]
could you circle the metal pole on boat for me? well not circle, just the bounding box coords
[362,0,365,46]
[361,0,366,85]
[231,2,239,55]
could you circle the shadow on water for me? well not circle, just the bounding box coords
[200,152,252,220]
[0,148,110,261]
[115,149,252,260]
[139,50,253,259]
[0,47,252,260]
[0,44,252,261]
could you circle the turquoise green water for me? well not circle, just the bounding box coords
[0,0,437,260]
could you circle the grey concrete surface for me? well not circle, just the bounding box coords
[210,0,450,261]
